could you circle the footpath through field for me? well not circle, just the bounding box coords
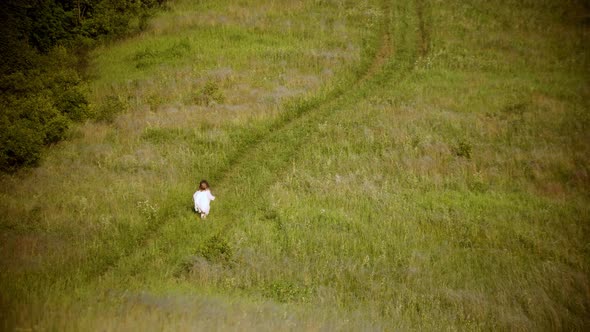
[92,0,427,299]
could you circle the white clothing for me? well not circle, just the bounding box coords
[194,189,215,215]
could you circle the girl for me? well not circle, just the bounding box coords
[193,179,215,219]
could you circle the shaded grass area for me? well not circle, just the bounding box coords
[1,0,589,330]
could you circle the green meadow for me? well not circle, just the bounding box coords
[1,0,589,330]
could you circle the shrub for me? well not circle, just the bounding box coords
[197,234,233,264]
[44,114,71,144]
[194,81,225,106]
[134,48,157,69]
[454,139,472,159]
[95,95,127,123]
[55,88,89,122]
[0,0,165,173]
[0,94,72,170]
[264,280,309,303]
[0,120,44,172]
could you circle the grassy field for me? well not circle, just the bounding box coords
[1,0,589,330]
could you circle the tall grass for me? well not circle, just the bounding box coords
[1,0,589,330]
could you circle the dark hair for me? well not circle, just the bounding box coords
[199,180,209,190]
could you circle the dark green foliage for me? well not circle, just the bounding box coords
[453,140,472,159]
[28,0,72,52]
[0,94,71,170]
[0,0,166,172]
[0,121,45,171]
[56,88,89,121]
[0,49,81,171]
[44,114,71,144]
[95,95,126,123]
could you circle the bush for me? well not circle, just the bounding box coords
[454,139,472,159]
[0,0,166,173]
[0,120,45,172]
[0,94,72,170]
[95,95,127,123]
[56,88,89,121]
[197,234,233,264]
[194,81,225,106]
[44,114,71,144]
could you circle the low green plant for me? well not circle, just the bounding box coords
[197,234,234,264]
[95,95,127,122]
[454,139,472,159]
[194,80,225,106]
[264,280,307,303]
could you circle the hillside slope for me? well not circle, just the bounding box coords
[1,0,589,330]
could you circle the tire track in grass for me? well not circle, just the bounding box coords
[177,0,433,280]
[62,7,431,329]
[132,0,428,283]
[202,0,397,231]
[69,23,379,289]
[98,0,430,293]
[267,0,430,253]
[85,0,395,285]
[250,0,431,266]
[210,0,431,230]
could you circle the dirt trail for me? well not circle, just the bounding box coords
[362,1,393,81]
[150,0,428,281]
[177,0,435,272]
[180,1,398,237]
[93,0,432,291]
[87,0,398,284]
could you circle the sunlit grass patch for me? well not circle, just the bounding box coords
[1,0,589,330]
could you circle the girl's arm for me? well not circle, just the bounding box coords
[208,191,215,200]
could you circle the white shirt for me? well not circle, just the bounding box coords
[193,189,215,214]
